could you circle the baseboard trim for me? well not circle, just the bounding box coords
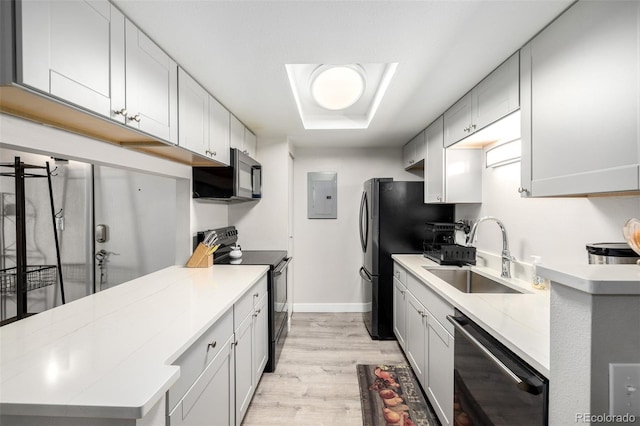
[293,302,370,313]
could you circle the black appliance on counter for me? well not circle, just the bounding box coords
[448,310,549,425]
[423,222,476,266]
[193,148,262,202]
[194,226,290,372]
[358,179,454,340]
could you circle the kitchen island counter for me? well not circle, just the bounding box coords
[0,264,269,421]
[392,254,550,377]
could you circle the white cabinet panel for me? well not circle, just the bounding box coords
[209,96,231,165]
[19,0,125,120]
[521,1,640,196]
[443,93,472,148]
[230,115,245,151]
[403,131,425,169]
[427,318,454,426]
[424,116,445,203]
[244,128,257,158]
[169,336,235,426]
[234,312,254,423]
[178,69,209,157]
[472,53,519,131]
[125,19,177,143]
[253,293,268,381]
[444,53,519,148]
[393,277,407,350]
[405,293,427,386]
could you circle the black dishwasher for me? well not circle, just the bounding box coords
[447,311,549,425]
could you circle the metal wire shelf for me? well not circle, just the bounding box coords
[0,265,57,295]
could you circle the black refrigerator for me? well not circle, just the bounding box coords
[359,178,455,339]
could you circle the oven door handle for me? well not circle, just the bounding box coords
[447,315,525,387]
[273,257,292,276]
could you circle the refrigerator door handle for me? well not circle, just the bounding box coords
[359,267,372,282]
[359,191,368,253]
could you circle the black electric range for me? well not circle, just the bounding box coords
[195,227,290,373]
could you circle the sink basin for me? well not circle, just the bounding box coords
[422,267,522,294]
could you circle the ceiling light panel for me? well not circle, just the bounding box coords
[286,62,397,129]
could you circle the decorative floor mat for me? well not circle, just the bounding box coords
[357,364,439,426]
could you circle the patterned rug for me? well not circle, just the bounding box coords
[357,364,439,426]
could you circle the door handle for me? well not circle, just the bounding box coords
[359,267,372,282]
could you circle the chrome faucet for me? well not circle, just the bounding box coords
[466,216,515,278]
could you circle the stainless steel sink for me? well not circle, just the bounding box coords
[422,267,522,294]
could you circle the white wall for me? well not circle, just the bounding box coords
[292,147,422,312]
[455,158,640,267]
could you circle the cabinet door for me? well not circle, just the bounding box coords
[424,116,445,203]
[402,139,414,169]
[234,313,254,424]
[230,115,245,151]
[125,19,177,143]
[209,96,231,165]
[243,128,257,158]
[393,277,407,350]
[443,93,472,147]
[169,336,235,426]
[405,293,427,386]
[427,319,454,426]
[523,1,640,196]
[19,1,125,121]
[445,148,482,203]
[178,69,209,156]
[472,52,519,131]
[253,293,268,382]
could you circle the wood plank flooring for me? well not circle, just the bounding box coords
[242,313,407,425]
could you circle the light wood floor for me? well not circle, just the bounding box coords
[242,313,408,425]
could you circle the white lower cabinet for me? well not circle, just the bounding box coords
[427,318,454,426]
[168,273,268,426]
[393,277,407,350]
[405,293,427,385]
[169,335,235,426]
[393,262,455,426]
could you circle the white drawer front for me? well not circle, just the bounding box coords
[167,308,234,412]
[393,263,407,285]
[407,273,455,336]
[234,274,267,326]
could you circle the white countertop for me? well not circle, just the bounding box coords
[538,263,640,295]
[392,254,550,377]
[0,264,269,419]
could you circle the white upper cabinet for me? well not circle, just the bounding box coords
[424,117,445,203]
[178,69,230,165]
[244,128,257,159]
[424,116,482,204]
[443,93,472,148]
[444,53,519,147]
[230,114,257,159]
[124,19,177,143]
[19,0,126,122]
[178,69,209,157]
[520,1,640,197]
[403,131,425,169]
[209,96,231,165]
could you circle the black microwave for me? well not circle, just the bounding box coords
[193,148,262,202]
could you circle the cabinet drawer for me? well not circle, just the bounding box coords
[407,273,455,335]
[167,308,234,412]
[234,274,267,326]
[393,263,407,286]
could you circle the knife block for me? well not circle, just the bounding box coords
[186,243,214,268]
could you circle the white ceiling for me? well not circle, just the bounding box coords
[112,0,572,148]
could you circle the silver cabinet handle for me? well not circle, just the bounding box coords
[471,124,476,130]
[517,187,529,194]
[436,195,442,201]
[463,126,470,133]
[253,292,259,298]
[114,108,128,116]
[207,340,217,350]
[128,114,141,123]
[211,151,216,156]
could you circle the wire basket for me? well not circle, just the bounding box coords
[0,265,57,295]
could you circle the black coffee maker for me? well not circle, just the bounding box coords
[423,222,476,266]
